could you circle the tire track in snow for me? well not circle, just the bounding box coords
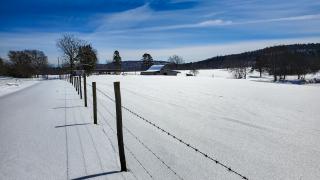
[97,107,147,180]
[98,108,156,180]
[64,82,70,180]
[97,110,136,180]
[220,117,269,131]
[101,127,139,180]
[71,97,88,175]
[86,88,129,180]
[77,107,107,180]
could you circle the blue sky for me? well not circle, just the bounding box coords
[0,0,320,64]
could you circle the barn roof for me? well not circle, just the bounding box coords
[145,65,165,72]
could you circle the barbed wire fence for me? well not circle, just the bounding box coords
[87,84,181,179]
[65,75,249,180]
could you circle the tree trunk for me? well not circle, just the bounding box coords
[259,68,262,77]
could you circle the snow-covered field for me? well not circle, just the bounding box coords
[0,76,40,97]
[1,70,319,180]
[85,70,320,180]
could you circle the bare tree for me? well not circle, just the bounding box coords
[229,67,249,79]
[25,50,48,76]
[189,69,199,76]
[56,34,84,72]
[168,55,184,69]
[168,55,184,65]
[8,50,34,78]
[7,50,48,78]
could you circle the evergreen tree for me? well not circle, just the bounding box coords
[0,57,4,75]
[113,50,122,71]
[142,53,153,70]
[78,44,97,75]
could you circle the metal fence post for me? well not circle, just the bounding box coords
[84,75,87,107]
[114,81,127,172]
[92,82,97,124]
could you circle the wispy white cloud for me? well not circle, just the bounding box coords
[141,19,232,31]
[1,0,320,64]
[95,4,153,31]
[237,14,320,25]
[126,13,320,32]
[93,4,320,34]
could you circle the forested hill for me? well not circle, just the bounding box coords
[176,43,320,71]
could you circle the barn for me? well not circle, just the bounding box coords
[140,65,180,76]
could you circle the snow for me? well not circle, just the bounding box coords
[0,80,135,180]
[145,65,165,72]
[0,76,40,97]
[86,70,320,180]
[1,70,319,180]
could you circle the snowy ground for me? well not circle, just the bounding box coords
[86,70,320,180]
[0,80,136,180]
[179,69,320,86]
[0,76,40,97]
[1,70,319,180]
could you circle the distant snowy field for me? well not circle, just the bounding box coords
[85,69,320,180]
[0,76,40,97]
[178,69,320,81]
[126,69,320,83]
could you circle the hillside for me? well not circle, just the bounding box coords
[176,43,320,70]
[96,60,168,72]
[95,44,320,75]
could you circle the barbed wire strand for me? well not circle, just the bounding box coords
[100,107,181,180]
[87,84,248,180]
[101,128,139,180]
[99,112,153,180]
[85,86,139,180]
[124,126,184,180]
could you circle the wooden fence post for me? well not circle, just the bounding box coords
[114,81,127,172]
[76,77,79,93]
[75,77,77,90]
[79,76,82,99]
[77,77,80,95]
[92,82,97,124]
[84,75,87,107]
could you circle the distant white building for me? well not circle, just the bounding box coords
[140,65,180,76]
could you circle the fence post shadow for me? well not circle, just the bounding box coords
[71,170,121,180]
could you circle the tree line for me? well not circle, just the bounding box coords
[108,51,156,71]
[0,33,187,77]
[177,43,320,80]
[108,51,184,72]
[252,45,320,81]
[0,50,48,78]
[6,34,317,81]
[56,34,97,75]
